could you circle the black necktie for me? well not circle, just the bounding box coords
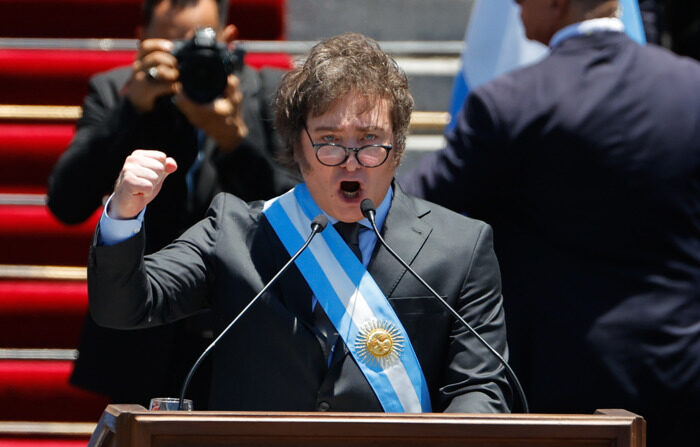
[334,222,362,262]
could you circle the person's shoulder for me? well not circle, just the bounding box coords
[472,68,529,106]
[257,67,286,88]
[610,36,700,91]
[638,41,700,73]
[403,191,490,235]
[399,192,495,266]
[88,66,132,88]
[238,64,286,96]
[468,49,553,121]
[582,32,700,76]
[464,58,548,134]
[209,191,265,211]
[207,191,269,223]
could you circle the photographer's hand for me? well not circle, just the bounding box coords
[125,39,178,113]
[174,73,249,151]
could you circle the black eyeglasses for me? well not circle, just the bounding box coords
[304,126,393,168]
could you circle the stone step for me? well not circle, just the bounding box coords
[286,0,472,41]
[286,0,471,114]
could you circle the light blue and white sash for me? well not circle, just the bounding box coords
[263,184,431,412]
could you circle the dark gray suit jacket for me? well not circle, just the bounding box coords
[401,31,700,441]
[88,186,511,413]
[48,65,298,406]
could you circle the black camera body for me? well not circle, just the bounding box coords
[172,27,244,103]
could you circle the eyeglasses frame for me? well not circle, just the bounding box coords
[303,125,393,168]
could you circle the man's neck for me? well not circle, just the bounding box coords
[557,0,619,35]
[582,1,619,21]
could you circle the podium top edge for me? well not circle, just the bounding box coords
[105,404,643,423]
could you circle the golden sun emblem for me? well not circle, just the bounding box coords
[355,320,404,368]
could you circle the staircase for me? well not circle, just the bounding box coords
[0,0,287,444]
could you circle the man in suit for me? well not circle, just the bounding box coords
[87,33,512,413]
[401,0,700,442]
[47,0,296,407]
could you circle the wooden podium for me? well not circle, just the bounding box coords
[88,405,645,447]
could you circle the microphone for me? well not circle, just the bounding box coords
[177,214,328,409]
[360,198,529,413]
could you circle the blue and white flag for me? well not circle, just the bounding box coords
[618,0,647,44]
[447,0,646,131]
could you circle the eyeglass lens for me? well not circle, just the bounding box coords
[316,145,388,167]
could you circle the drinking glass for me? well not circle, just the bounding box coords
[148,397,193,411]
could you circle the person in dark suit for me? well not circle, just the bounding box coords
[47,0,296,408]
[401,0,700,443]
[87,33,512,413]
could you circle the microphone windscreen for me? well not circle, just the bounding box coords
[360,199,376,218]
[311,214,329,231]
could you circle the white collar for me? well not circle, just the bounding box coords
[549,17,624,49]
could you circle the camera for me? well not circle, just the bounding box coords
[172,27,244,103]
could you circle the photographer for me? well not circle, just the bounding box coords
[47,0,297,407]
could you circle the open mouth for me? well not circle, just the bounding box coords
[340,181,361,199]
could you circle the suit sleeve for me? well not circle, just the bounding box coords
[87,193,225,329]
[47,74,148,224]
[399,90,511,217]
[442,222,512,413]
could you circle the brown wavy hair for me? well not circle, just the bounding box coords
[274,33,414,172]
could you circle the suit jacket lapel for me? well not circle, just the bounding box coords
[368,185,432,297]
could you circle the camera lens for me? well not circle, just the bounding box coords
[178,48,228,103]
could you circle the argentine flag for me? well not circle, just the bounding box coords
[447,0,647,130]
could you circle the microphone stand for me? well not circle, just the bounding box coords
[177,215,328,409]
[361,199,529,413]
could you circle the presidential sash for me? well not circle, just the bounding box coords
[263,184,431,412]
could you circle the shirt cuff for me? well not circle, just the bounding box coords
[98,194,146,246]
